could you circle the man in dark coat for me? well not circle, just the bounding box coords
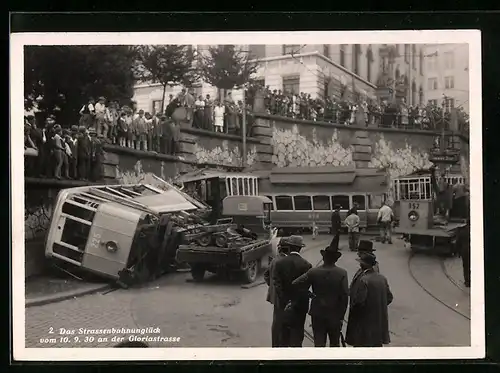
[264,238,288,347]
[457,220,470,287]
[331,204,342,249]
[90,133,105,181]
[346,252,393,347]
[292,239,348,347]
[355,240,380,274]
[272,235,312,347]
[77,126,92,180]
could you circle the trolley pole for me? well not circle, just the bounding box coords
[242,85,247,168]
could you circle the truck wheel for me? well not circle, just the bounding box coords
[242,260,260,284]
[191,264,206,282]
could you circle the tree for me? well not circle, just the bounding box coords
[199,45,259,101]
[24,45,137,125]
[133,45,199,112]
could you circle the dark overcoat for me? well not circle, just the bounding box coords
[346,269,393,347]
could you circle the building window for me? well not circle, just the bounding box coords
[428,99,438,106]
[419,86,424,105]
[412,45,417,70]
[282,75,300,95]
[152,100,162,115]
[396,44,400,55]
[444,51,455,69]
[248,45,266,60]
[444,76,455,89]
[352,44,361,75]
[283,45,301,55]
[404,44,410,63]
[323,45,330,58]
[411,81,417,106]
[444,97,455,112]
[419,50,424,75]
[340,44,346,67]
[366,46,373,83]
[427,77,438,90]
[427,53,438,72]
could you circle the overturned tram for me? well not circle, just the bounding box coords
[44,182,215,286]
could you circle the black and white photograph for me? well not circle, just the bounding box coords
[11,30,483,361]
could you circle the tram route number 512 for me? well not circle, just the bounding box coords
[408,202,420,210]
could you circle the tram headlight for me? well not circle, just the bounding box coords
[105,240,118,253]
[408,210,419,222]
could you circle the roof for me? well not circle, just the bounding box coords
[224,195,273,203]
[133,190,198,213]
[266,166,386,185]
[176,169,258,183]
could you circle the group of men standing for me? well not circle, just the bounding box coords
[25,115,104,181]
[264,234,393,348]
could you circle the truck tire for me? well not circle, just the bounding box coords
[242,260,260,284]
[191,264,206,282]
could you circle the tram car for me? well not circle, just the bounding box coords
[255,166,389,235]
[176,166,390,236]
[393,168,468,255]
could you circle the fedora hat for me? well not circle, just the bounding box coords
[281,235,305,248]
[358,240,376,253]
[356,252,377,267]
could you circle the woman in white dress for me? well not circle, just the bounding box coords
[213,100,225,133]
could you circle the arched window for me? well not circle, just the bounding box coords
[395,68,401,81]
[352,44,361,75]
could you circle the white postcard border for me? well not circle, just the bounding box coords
[11,30,484,361]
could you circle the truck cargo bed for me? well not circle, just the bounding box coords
[176,239,271,266]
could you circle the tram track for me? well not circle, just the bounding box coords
[440,257,469,295]
[407,253,470,321]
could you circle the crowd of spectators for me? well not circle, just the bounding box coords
[24,84,469,181]
[258,86,469,133]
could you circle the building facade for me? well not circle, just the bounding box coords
[423,43,469,113]
[133,44,427,114]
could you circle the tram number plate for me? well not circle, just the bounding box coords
[238,203,248,211]
[90,233,101,248]
[408,202,420,210]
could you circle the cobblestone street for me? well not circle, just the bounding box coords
[25,236,471,348]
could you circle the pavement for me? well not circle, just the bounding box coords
[24,234,471,348]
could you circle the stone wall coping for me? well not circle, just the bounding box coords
[255,113,467,138]
[103,144,245,172]
[24,177,116,188]
[180,127,262,144]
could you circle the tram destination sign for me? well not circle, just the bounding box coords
[429,153,460,163]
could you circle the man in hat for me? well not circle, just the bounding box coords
[346,252,393,347]
[272,235,312,347]
[345,208,360,251]
[264,237,289,347]
[351,240,380,292]
[331,204,342,250]
[292,237,348,347]
[377,201,394,244]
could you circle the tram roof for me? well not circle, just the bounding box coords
[176,169,258,183]
[259,166,387,185]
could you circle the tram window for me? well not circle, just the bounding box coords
[220,180,228,200]
[61,218,91,250]
[352,195,366,210]
[275,195,294,211]
[332,195,350,210]
[294,196,312,211]
[263,196,274,210]
[313,195,331,211]
[231,178,238,196]
[62,202,95,222]
[248,180,253,196]
[238,178,244,195]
